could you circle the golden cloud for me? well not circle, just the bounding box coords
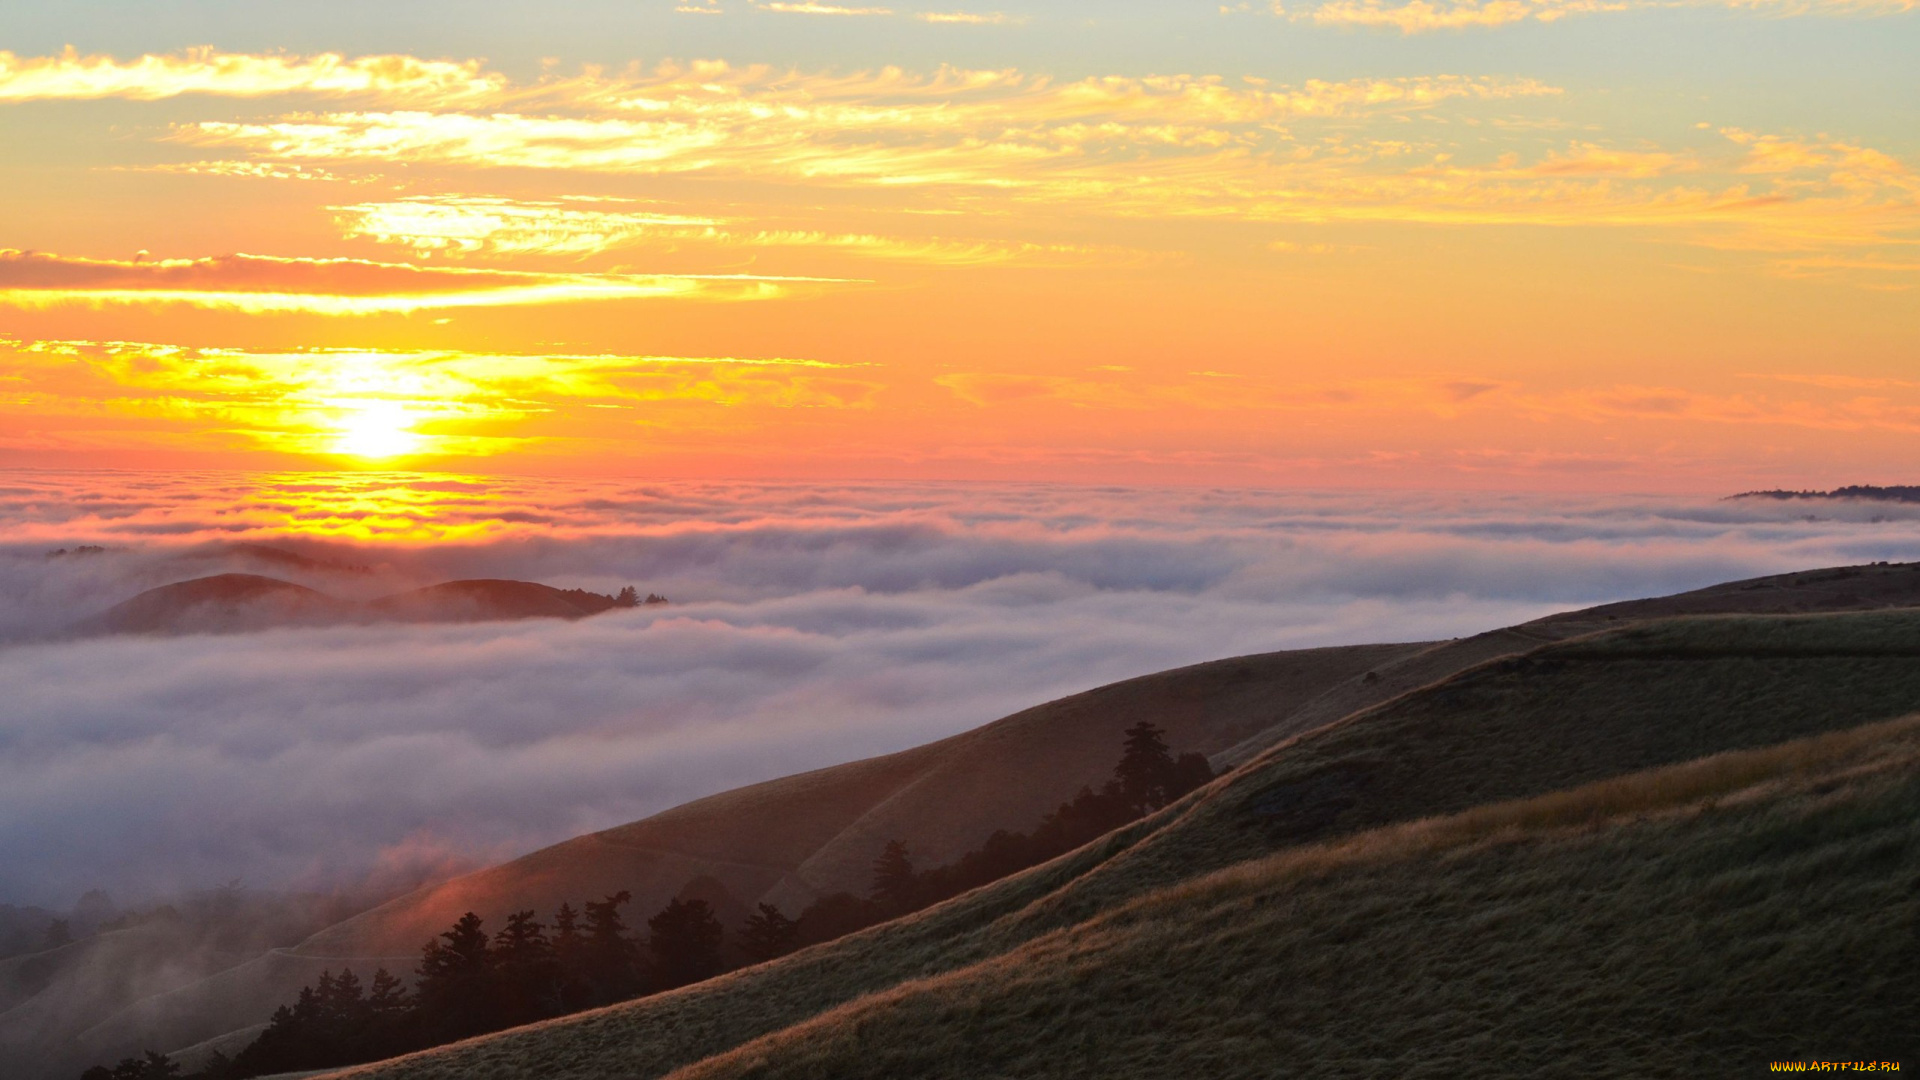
[1293,0,1913,31]
[331,194,1148,264]
[0,250,852,314]
[0,46,503,103]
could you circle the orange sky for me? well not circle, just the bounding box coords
[1,6,1916,491]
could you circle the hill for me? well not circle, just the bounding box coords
[69,575,635,637]
[71,575,351,636]
[35,560,1920,1077]
[1731,484,1920,504]
[312,603,1920,1080]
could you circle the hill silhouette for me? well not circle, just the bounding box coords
[23,560,1920,1078]
[1732,484,1920,504]
[69,575,641,637]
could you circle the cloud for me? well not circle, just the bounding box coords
[916,10,1018,21]
[0,250,851,314]
[331,194,1143,264]
[165,65,1559,189]
[6,50,1910,266]
[4,474,1918,907]
[1291,0,1914,31]
[0,46,504,103]
[756,1,894,12]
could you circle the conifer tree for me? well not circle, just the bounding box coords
[869,839,918,912]
[551,901,589,1009]
[1113,721,1177,815]
[580,891,639,1003]
[415,912,496,1039]
[646,898,725,990]
[492,909,558,1025]
[738,902,800,964]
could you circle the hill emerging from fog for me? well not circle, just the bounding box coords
[19,560,1920,1078]
[1731,484,1920,504]
[68,574,644,637]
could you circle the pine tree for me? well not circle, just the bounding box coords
[616,585,639,607]
[551,901,590,1010]
[368,967,409,1016]
[1113,721,1177,815]
[492,908,558,1025]
[415,912,496,1040]
[647,897,725,990]
[581,891,639,1003]
[869,839,918,912]
[738,902,801,964]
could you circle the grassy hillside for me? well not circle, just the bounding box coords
[313,606,1920,1080]
[666,718,1920,1079]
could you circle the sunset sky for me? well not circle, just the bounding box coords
[2,1,1915,490]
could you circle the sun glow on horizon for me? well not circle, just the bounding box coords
[327,398,429,459]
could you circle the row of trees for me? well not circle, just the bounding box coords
[82,722,1212,1080]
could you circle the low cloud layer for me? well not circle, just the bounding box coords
[3,473,1919,907]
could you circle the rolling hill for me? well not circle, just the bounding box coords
[313,594,1920,1078]
[23,560,1920,1077]
[70,575,636,637]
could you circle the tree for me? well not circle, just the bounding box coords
[580,891,640,1003]
[615,586,639,607]
[550,901,590,1010]
[1113,721,1176,816]
[43,917,71,950]
[94,1051,179,1080]
[368,967,409,1016]
[646,898,725,991]
[737,903,800,964]
[869,839,918,912]
[415,912,496,1040]
[492,909,558,1025]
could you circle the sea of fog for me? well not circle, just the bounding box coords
[2,471,1918,909]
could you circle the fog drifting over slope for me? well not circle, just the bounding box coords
[3,472,1918,907]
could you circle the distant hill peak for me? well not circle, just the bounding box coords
[1729,484,1920,503]
[71,575,656,638]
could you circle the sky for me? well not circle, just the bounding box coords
[6,473,1920,907]
[0,1,1915,490]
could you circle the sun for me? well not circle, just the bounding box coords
[328,399,426,459]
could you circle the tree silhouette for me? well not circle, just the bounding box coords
[647,898,725,990]
[870,839,917,912]
[738,903,800,964]
[615,586,639,607]
[83,1050,181,1080]
[491,909,557,1026]
[1113,721,1176,815]
[580,891,639,1003]
[550,901,589,1009]
[43,917,71,949]
[415,912,495,1040]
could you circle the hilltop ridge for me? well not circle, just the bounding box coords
[67,575,652,638]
